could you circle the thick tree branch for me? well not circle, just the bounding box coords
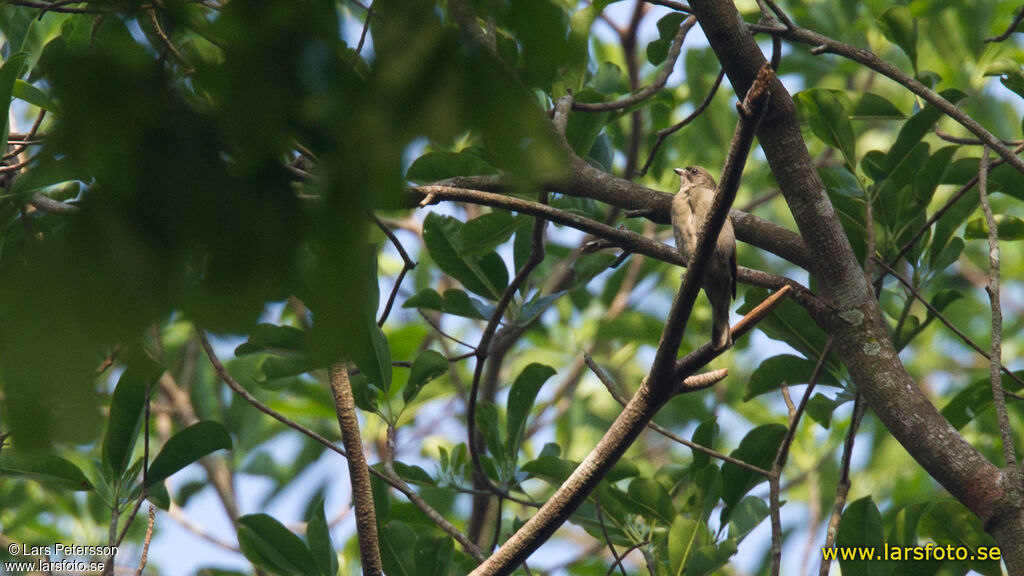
[328,363,382,575]
[412,185,816,308]
[688,0,1024,567]
[427,174,811,269]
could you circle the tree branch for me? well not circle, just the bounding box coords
[467,63,774,576]
[751,17,1024,175]
[572,16,695,113]
[688,0,1024,566]
[328,363,382,575]
[977,149,1017,470]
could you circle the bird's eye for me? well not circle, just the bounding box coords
[687,167,698,175]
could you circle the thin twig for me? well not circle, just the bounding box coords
[673,284,793,385]
[594,497,627,576]
[752,17,1024,174]
[466,193,549,507]
[770,338,834,576]
[413,185,817,307]
[5,0,103,14]
[133,506,155,576]
[872,258,1024,392]
[418,310,477,350]
[372,214,416,326]
[198,331,346,453]
[639,69,725,177]
[934,128,1024,146]
[145,7,195,74]
[2,110,45,161]
[350,1,373,67]
[642,0,691,12]
[881,142,1024,271]
[586,353,767,476]
[573,16,696,113]
[819,395,867,576]
[468,63,775,576]
[986,5,1024,43]
[977,148,1017,469]
[199,330,485,559]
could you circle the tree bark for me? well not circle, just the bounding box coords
[686,0,1024,569]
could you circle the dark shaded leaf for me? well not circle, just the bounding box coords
[237,514,319,576]
[721,424,785,509]
[146,421,233,486]
[0,450,92,491]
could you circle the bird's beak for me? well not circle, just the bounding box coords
[674,168,685,176]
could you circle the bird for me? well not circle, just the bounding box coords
[671,166,737,350]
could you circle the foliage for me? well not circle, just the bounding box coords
[0,0,1023,574]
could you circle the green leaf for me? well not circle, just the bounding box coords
[459,212,526,257]
[884,89,965,175]
[744,354,840,400]
[795,89,857,169]
[306,497,338,576]
[13,80,59,112]
[690,418,719,471]
[965,215,1024,240]
[926,289,963,321]
[929,237,964,271]
[102,360,162,476]
[235,324,306,356]
[506,363,556,458]
[257,356,318,382]
[686,539,737,576]
[414,533,454,576]
[0,450,92,491]
[692,464,722,523]
[514,291,567,326]
[0,52,30,154]
[422,213,508,300]
[876,6,918,72]
[728,496,769,542]
[403,288,493,319]
[0,6,35,54]
[626,477,675,525]
[391,461,435,485]
[146,421,233,486]
[475,402,505,467]
[805,393,845,429]
[147,481,171,510]
[237,514,320,576]
[721,424,786,509]
[379,520,418,576]
[507,0,571,87]
[358,320,393,392]
[403,350,449,404]
[565,90,611,157]
[919,501,1001,576]
[405,151,498,184]
[834,497,889,576]
[846,92,905,120]
[647,13,686,65]
[521,455,576,484]
[668,515,701,575]
[738,289,834,365]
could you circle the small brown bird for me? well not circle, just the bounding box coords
[671,166,737,350]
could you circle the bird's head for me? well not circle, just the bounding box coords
[674,166,717,191]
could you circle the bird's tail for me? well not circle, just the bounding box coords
[709,289,732,351]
